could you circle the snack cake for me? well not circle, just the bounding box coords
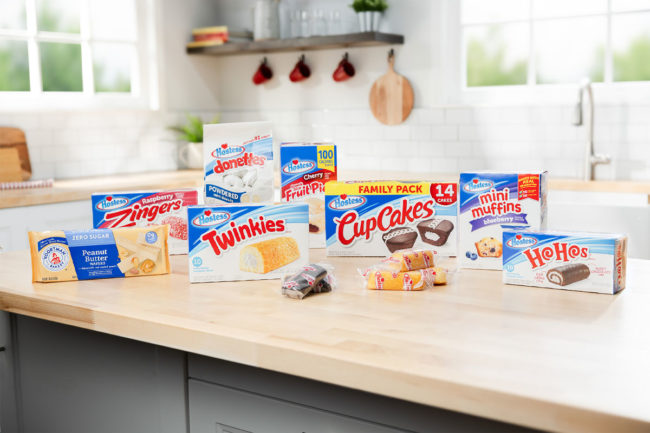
[459,172,547,270]
[203,121,273,205]
[92,189,198,254]
[187,203,309,282]
[325,181,457,256]
[28,225,170,282]
[280,142,337,248]
[502,230,627,294]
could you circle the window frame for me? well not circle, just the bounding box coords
[450,0,650,105]
[0,0,157,111]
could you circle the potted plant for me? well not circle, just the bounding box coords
[169,114,219,169]
[350,0,388,32]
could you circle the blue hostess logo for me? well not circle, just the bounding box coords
[95,196,130,211]
[328,194,366,211]
[211,143,245,159]
[192,210,230,227]
[463,178,494,193]
[506,234,538,248]
[282,159,315,175]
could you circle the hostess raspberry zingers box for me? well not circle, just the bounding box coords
[325,181,457,256]
[187,203,309,282]
[280,142,337,248]
[459,172,547,270]
[92,189,199,254]
[502,230,627,294]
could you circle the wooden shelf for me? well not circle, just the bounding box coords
[186,32,404,56]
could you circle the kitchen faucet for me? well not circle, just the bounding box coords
[573,78,610,181]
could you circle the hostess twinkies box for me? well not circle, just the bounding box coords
[203,121,273,205]
[280,142,337,248]
[187,203,309,282]
[325,181,458,256]
[92,190,199,255]
[459,172,547,270]
[502,230,627,294]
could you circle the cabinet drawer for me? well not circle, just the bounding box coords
[189,379,407,433]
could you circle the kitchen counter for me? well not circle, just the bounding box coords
[0,249,649,433]
[2,170,649,209]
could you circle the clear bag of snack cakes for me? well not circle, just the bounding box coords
[281,263,337,300]
[359,248,455,291]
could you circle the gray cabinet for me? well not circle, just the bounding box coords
[0,312,18,433]
[14,316,187,433]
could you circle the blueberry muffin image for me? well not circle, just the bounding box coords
[475,237,502,258]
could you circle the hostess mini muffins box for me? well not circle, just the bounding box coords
[92,189,199,254]
[502,230,627,294]
[459,172,548,270]
[280,142,337,248]
[325,181,457,256]
[187,203,309,282]
[203,121,274,204]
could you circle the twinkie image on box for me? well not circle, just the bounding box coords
[280,142,337,248]
[187,203,309,282]
[92,189,199,255]
[502,230,627,294]
[325,181,458,256]
[459,172,547,270]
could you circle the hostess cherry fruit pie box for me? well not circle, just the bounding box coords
[280,142,337,248]
[203,121,273,205]
[459,172,548,270]
[502,230,627,294]
[187,203,309,282]
[325,181,458,256]
[92,189,199,255]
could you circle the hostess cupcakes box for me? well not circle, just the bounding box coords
[325,181,457,256]
[459,172,548,270]
[502,230,627,294]
[280,142,337,248]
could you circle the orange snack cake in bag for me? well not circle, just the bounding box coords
[382,249,436,273]
[364,267,446,291]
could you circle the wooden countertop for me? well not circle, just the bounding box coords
[2,170,649,210]
[0,250,648,433]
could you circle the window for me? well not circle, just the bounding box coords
[0,0,153,109]
[461,0,650,91]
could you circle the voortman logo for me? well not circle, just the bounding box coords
[192,209,231,227]
[211,143,245,159]
[506,234,538,248]
[328,194,366,210]
[282,159,315,175]
[95,196,130,211]
[463,178,494,193]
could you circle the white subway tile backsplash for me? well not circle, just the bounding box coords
[444,108,473,124]
[430,125,457,140]
[410,125,431,140]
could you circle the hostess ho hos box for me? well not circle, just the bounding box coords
[187,203,309,282]
[325,181,457,257]
[459,172,547,270]
[203,121,274,204]
[502,230,627,294]
[92,189,199,255]
[280,142,337,248]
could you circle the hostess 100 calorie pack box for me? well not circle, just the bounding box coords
[280,142,337,248]
[325,181,458,256]
[92,189,199,254]
[458,172,547,270]
[502,230,627,294]
[187,203,309,282]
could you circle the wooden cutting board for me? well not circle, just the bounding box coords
[369,51,414,125]
[0,127,31,181]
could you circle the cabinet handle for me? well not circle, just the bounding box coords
[0,347,5,352]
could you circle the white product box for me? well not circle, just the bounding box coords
[459,172,547,270]
[187,203,309,282]
[203,121,274,204]
[502,230,627,294]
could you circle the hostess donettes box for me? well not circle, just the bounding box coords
[187,203,309,282]
[459,172,547,270]
[280,142,337,248]
[325,181,457,256]
[502,230,627,294]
